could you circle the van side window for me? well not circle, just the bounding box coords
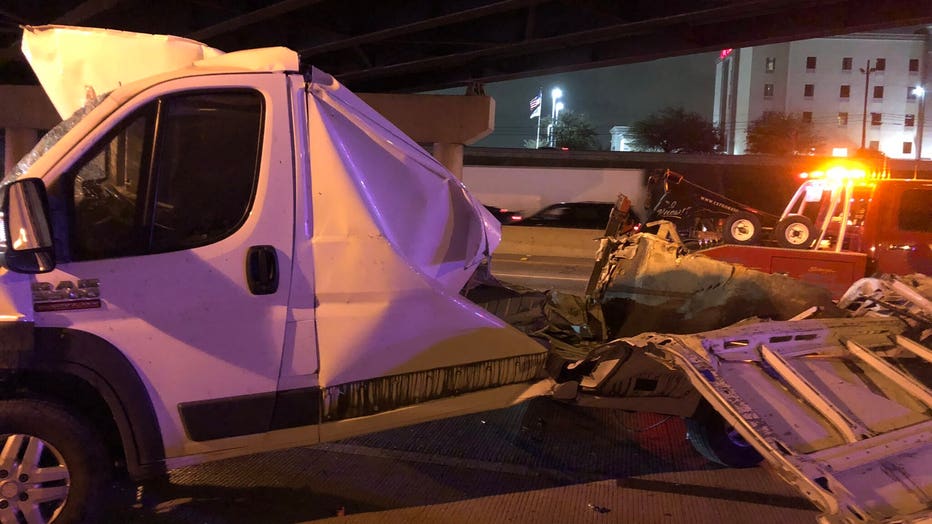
[897,189,932,232]
[67,111,152,260]
[150,92,263,251]
[57,90,263,261]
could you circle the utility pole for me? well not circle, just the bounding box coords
[859,60,877,150]
[915,85,926,177]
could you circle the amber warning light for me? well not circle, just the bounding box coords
[797,160,887,182]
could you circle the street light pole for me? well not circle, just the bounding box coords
[549,87,562,147]
[859,60,876,150]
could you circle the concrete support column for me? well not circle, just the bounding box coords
[359,92,494,183]
[432,143,464,180]
[0,85,59,173]
[3,128,39,173]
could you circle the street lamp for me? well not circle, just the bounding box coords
[549,87,563,147]
[551,88,563,119]
[859,60,877,150]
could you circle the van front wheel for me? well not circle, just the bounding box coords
[0,399,110,524]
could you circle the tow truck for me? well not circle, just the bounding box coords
[645,168,780,246]
[692,162,931,298]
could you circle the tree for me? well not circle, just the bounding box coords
[746,111,823,155]
[628,107,719,153]
[532,111,601,150]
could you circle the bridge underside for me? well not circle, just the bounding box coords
[1,1,930,92]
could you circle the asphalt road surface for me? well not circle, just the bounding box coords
[106,399,819,524]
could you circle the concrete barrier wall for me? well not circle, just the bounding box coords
[496,225,603,258]
[462,165,646,215]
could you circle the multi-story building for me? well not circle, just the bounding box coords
[714,29,930,159]
[609,125,631,151]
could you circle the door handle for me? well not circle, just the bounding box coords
[246,245,279,295]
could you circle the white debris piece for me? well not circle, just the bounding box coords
[22,24,223,119]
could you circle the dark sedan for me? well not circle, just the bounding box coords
[483,205,524,224]
[512,202,614,229]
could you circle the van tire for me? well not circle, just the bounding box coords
[0,399,111,524]
[723,212,762,245]
[685,402,763,468]
[774,214,815,249]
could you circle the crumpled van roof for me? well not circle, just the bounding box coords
[22,24,299,119]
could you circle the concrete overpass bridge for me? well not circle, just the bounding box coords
[2,1,931,173]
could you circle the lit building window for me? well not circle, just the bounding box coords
[765,57,775,72]
[909,59,919,73]
[806,56,817,70]
[875,58,886,71]
[842,57,852,71]
[804,84,814,97]
[905,114,915,127]
[838,112,848,125]
[903,142,912,155]
[801,112,812,123]
[764,83,774,97]
[839,85,850,98]
[873,86,884,99]
[870,112,882,126]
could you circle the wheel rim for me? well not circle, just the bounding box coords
[730,219,755,242]
[725,425,752,449]
[0,434,71,524]
[784,223,810,245]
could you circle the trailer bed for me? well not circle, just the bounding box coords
[652,317,932,523]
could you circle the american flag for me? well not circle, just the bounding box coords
[529,92,542,119]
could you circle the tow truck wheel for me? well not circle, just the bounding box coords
[723,212,762,245]
[0,399,110,524]
[774,214,815,249]
[685,402,763,468]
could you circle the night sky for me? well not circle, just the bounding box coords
[435,51,720,149]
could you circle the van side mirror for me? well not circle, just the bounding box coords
[1,178,55,273]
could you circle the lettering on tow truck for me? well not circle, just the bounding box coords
[655,200,693,219]
[32,279,102,312]
[698,195,740,214]
[806,266,837,274]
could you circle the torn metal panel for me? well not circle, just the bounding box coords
[321,352,548,421]
[22,25,224,119]
[552,334,703,417]
[21,25,299,121]
[598,317,931,523]
[306,67,499,296]
[463,270,606,348]
[592,229,842,337]
[838,274,932,343]
[585,195,636,296]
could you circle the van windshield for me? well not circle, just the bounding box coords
[2,94,108,184]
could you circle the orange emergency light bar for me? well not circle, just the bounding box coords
[798,160,887,181]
